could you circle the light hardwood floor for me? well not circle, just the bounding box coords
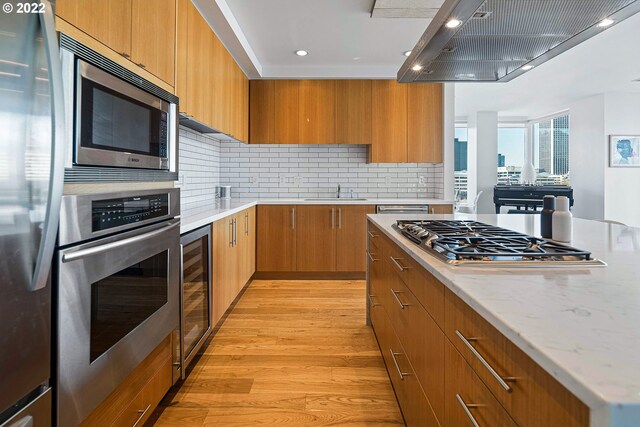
[147,280,404,426]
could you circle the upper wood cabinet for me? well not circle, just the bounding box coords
[176,0,248,140]
[249,80,275,144]
[371,80,408,163]
[336,80,372,145]
[56,0,176,87]
[299,80,336,144]
[131,0,176,85]
[57,0,132,58]
[408,84,444,163]
[274,80,300,144]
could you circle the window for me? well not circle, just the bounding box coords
[454,126,468,201]
[532,114,570,185]
[497,126,526,185]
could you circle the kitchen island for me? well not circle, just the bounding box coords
[366,213,640,427]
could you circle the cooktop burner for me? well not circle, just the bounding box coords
[393,220,606,267]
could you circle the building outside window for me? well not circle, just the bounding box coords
[454,126,468,201]
[533,114,570,185]
[497,125,526,185]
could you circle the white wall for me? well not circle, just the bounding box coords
[568,95,606,221]
[604,93,640,227]
[443,83,456,200]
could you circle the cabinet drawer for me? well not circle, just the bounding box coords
[445,340,517,427]
[444,289,589,427]
[367,221,383,252]
[385,236,444,328]
[383,268,444,422]
[112,358,171,427]
[371,304,440,427]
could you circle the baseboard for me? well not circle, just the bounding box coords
[252,271,366,280]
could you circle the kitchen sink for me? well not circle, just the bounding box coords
[304,198,369,201]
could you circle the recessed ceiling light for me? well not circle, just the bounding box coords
[295,50,308,56]
[598,18,614,27]
[403,50,412,57]
[445,19,462,28]
[353,56,361,61]
[522,65,535,71]
[412,65,423,71]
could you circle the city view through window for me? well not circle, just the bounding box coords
[454,114,570,203]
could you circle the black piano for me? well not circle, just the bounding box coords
[493,185,574,214]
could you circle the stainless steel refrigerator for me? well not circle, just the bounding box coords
[0,1,64,426]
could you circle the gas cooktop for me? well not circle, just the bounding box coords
[393,220,606,267]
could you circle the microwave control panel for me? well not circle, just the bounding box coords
[92,193,169,231]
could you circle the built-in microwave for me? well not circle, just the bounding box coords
[60,34,178,174]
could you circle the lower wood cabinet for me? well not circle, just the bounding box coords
[79,335,172,427]
[367,220,590,427]
[257,204,374,274]
[212,207,256,324]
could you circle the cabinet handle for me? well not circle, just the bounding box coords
[233,218,237,247]
[245,212,249,236]
[229,219,233,247]
[367,230,377,238]
[390,288,410,309]
[132,404,152,427]
[331,208,335,229]
[338,208,342,229]
[137,62,146,68]
[389,349,410,380]
[389,256,409,272]
[120,52,130,58]
[291,207,295,229]
[368,294,380,307]
[455,330,514,392]
[367,251,379,262]
[455,394,482,427]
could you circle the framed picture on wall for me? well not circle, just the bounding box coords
[610,135,640,167]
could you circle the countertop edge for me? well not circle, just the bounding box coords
[365,213,626,427]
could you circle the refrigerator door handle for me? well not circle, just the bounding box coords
[30,0,66,292]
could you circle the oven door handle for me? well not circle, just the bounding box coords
[62,221,180,263]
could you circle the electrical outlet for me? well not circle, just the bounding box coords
[419,176,426,185]
[249,176,257,184]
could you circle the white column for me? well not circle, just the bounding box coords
[475,111,498,214]
[442,83,455,200]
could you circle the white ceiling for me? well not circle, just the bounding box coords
[220,0,438,78]
[454,11,640,120]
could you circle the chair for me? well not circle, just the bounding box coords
[457,190,483,214]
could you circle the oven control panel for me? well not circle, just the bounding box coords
[92,194,169,231]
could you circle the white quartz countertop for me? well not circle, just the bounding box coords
[179,198,453,234]
[367,213,640,427]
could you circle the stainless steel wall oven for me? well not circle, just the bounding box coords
[56,189,180,426]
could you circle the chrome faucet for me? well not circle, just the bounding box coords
[337,184,341,198]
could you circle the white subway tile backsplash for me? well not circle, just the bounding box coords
[177,126,444,205]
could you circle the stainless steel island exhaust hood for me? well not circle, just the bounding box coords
[398,0,640,83]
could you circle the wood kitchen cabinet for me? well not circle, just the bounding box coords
[131,0,176,85]
[408,83,444,163]
[56,0,176,88]
[336,80,372,145]
[299,80,336,144]
[295,205,338,271]
[249,80,276,144]
[257,204,374,274]
[337,205,375,271]
[371,80,408,163]
[211,207,255,324]
[176,0,248,140]
[275,80,300,144]
[367,220,590,427]
[256,205,297,272]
